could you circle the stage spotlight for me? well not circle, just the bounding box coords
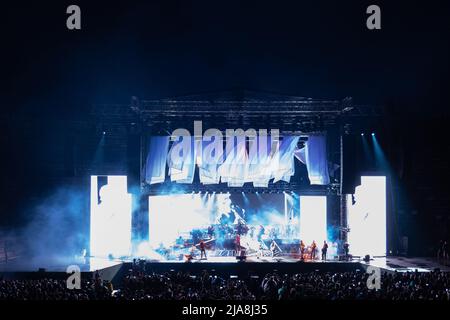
[102,131,106,135]
[361,133,364,136]
[371,132,375,136]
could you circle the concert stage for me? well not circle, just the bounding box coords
[126,256,450,274]
[2,256,447,278]
[0,93,424,282]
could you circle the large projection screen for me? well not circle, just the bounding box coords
[347,176,386,257]
[148,193,296,250]
[148,193,214,248]
[90,175,132,258]
[299,196,327,245]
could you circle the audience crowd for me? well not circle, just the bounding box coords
[1,263,449,300]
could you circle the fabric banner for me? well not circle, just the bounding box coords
[144,134,330,187]
[168,136,196,184]
[199,137,222,184]
[304,134,330,185]
[272,136,300,183]
[144,136,170,184]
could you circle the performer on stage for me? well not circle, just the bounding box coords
[343,242,350,260]
[185,244,196,262]
[300,240,305,261]
[235,234,241,256]
[270,240,278,258]
[199,240,207,260]
[310,240,317,260]
[321,240,328,261]
[256,242,264,259]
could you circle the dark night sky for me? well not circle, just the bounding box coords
[4,0,450,115]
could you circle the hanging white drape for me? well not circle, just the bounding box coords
[167,136,196,184]
[272,136,300,183]
[199,137,222,184]
[144,136,170,184]
[295,134,330,185]
[145,134,330,186]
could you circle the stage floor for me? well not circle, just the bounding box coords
[369,256,450,272]
[142,256,450,273]
[1,255,449,273]
[0,256,123,272]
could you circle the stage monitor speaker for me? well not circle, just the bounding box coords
[127,134,140,194]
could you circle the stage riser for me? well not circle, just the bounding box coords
[0,271,93,281]
[128,262,361,277]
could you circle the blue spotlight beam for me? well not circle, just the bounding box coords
[361,132,373,164]
[371,134,391,173]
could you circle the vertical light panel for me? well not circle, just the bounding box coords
[347,176,386,256]
[299,196,327,245]
[90,176,132,258]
